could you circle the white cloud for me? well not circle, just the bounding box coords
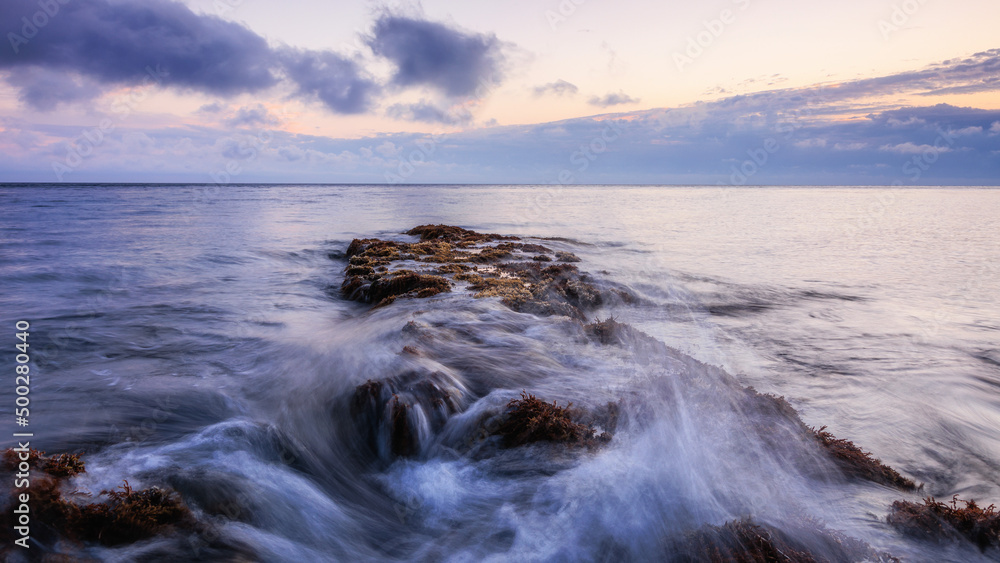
[794,138,826,149]
[887,117,926,128]
[879,142,953,154]
[990,121,1000,136]
[375,141,400,158]
[533,80,579,97]
[950,126,983,136]
[833,142,867,151]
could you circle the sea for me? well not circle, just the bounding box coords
[1,184,999,562]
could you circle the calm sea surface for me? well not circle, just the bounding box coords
[1,184,998,561]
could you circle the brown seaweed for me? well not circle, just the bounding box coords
[812,426,917,491]
[1,449,192,550]
[671,518,900,563]
[339,225,613,318]
[492,391,610,448]
[3,448,85,478]
[887,495,1000,550]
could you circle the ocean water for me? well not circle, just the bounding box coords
[1,184,999,561]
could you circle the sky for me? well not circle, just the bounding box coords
[0,0,998,185]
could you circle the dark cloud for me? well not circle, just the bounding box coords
[588,92,640,107]
[533,80,579,97]
[724,49,1000,116]
[0,1,498,115]
[386,100,471,125]
[0,0,277,108]
[368,15,504,97]
[280,49,379,114]
[4,67,103,110]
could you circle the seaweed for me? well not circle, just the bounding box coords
[406,224,509,243]
[434,263,471,275]
[887,495,1000,550]
[466,277,534,308]
[72,480,192,546]
[584,316,626,345]
[1,450,192,550]
[3,448,86,478]
[671,518,900,563]
[812,426,917,491]
[492,392,610,448]
[675,520,820,563]
[348,271,451,305]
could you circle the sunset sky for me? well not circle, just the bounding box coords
[1,0,998,184]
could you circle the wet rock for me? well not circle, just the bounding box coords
[350,371,468,460]
[555,251,581,263]
[344,271,451,306]
[339,225,610,318]
[406,224,511,243]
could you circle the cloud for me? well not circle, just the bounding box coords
[368,15,505,97]
[533,80,579,97]
[387,100,471,125]
[278,146,305,162]
[879,142,953,154]
[0,0,277,108]
[587,91,640,107]
[794,139,827,149]
[834,142,867,151]
[5,44,999,184]
[280,49,379,114]
[951,126,983,135]
[0,1,499,116]
[3,67,103,111]
[196,102,226,115]
[225,104,281,128]
[887,117,926,128]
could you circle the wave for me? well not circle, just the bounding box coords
[2,225,997,562]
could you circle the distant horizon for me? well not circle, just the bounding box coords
[4,182,1000,188]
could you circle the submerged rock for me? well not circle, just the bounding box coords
[584,316,921,493]
[334,225,952,562]
[349,370,468,460]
